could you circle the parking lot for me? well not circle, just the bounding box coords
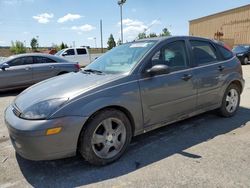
[0,65,249,188]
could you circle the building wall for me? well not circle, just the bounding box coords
[189,5,250,47]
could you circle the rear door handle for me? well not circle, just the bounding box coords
[49,66,54,69]
[181,74,192,81]
[218,65,225,71]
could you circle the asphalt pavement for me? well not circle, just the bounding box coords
[0,66,250,188]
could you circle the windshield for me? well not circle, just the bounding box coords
[85,41,156,74]
[232,45,249,53]
[55,49,64,56]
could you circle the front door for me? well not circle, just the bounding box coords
[0,57,33,90]
[139,40,197,127]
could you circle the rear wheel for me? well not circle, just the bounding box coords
[79,109,132,165]
[243,57,249,65]
[218,84,240,117]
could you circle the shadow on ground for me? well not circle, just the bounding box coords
[16,107,250,187]
[0,89,23,97]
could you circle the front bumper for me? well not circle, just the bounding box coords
[4,105,88,161]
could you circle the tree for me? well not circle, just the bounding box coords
[10,41,26,54]
[107,34,116,50]
[137,32,147,39]
[148,33,157,38]
[60,42,65,50]
[160,27,171,37]
[30,38,38,51]
[117,39,122,46]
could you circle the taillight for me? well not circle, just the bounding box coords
[75,63,80,70]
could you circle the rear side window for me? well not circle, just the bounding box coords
[77,48,87,55]
[217,45,233,60]
[190,40,218,65]
[8,57,33,66]
[34,57,56,64]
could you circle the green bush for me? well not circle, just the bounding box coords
[10,41,26,54]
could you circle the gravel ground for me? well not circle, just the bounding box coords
[0,66,250,188]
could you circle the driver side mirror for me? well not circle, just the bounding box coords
[0,63,10,71]
[62,52,68,56]
[146,64,170,76]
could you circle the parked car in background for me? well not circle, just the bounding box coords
[232,45,250,65]
[0,53,80,91]
[5,36,244,165]
[55,47,102,67]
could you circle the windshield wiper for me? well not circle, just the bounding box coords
[83,69,104,74]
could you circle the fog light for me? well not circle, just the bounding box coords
[46,127,62,135]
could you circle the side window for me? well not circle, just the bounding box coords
[151,41,188,71]
[8,57,33,66]
[34,57,56,64]
[64,49,75,56]
[190,40,218,65]
[217,45,233,60]
[77,48,87,55]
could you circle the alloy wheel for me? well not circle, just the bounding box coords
[91,117,126,159]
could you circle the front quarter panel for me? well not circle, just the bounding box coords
[51,75,144,136]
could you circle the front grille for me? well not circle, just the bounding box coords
[12,107,21,117]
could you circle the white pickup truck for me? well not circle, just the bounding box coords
[55,47,102,67]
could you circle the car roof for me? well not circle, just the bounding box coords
[135,35,215,43]
[7,53,70,62]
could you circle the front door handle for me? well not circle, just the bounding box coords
[181,74,192,81]
[49,66,55,69]
[25,67,31,70]
[218,65,225,71]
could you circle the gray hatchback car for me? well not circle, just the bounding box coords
[5,36,244,165]
[0,53,80,91]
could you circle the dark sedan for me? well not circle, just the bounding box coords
[0,53,80,91]
[232,45,250,65]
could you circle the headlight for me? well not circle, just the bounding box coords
[237,53,244,56]
[20,98,68,120]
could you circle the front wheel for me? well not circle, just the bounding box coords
[79,109,132,165]
[218,84,240,117]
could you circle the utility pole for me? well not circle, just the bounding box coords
[118,0,126,44]
[100,19,103,53]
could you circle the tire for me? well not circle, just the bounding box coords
[218,84,240,117]
[79,109,132,166]
[243,56,249,65]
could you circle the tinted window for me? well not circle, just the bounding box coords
[8,57,33,66]
[34,57,56,64]
[65,49,75,56]
[190,40,218,65]
[77,48,87,55]
[151,41,188,71]
[217,45,233,60]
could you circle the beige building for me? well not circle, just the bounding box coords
[189,4,250,48]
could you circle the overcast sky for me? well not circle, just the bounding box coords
[0,0,249,47]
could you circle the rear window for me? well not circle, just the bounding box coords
[34,57,56,64]
[77,48,87,55]
[217,45,233,60]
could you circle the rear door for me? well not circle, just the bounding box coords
[0,57,33,90]
[32,56,58,83]
[189,40,226,110]
[76,48,90,67]
[139,40,197,127]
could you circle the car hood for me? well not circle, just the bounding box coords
[14,72,124,111]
